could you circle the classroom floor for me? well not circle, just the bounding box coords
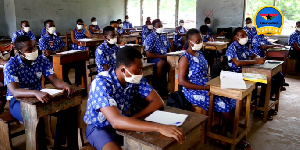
[4,70,300,150]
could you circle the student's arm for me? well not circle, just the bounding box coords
[178,56,209,91]
[146,51,167,59]
[144,35,167,59]
[0,58,7,65]
[48,74,76,97]
[231,57,264,67]
[176,27,186,36]
[292,43,300,50]
[89,25,95,33]
[71,30,78,44]
[84,26,92,38]
[102,106,185,143]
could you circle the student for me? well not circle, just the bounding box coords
[288,21,300,72]
[95,26,120,72]
[142,21,153,43]
[252,33,283,57]
[243,17,257,48]
[84,47,185,150]
[117,19,127,35]
[71,19,92,50]
[4,35,77,150]
[89,17,101,34]
[203,17,225,38]
[183,25,212,50]
[144,19,170,97]
[173,20,187,51]
[123,15,133,29]
[226,27,283,120]
[40,20,60,37]
[11,20,36,44]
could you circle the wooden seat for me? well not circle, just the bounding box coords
[86,60,98,92]
[0,111,25,150]
[64,33,72,50]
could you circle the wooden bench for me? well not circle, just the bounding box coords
[0,111,25,150]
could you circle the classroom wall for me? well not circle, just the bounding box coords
[0,0,8,37]
[4,0,126,38]
[1,0,15,38]
[196,0,246,34]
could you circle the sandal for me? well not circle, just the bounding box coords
[237,140,253,150]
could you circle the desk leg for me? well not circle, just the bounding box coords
[244,93,251,129]
[263,76,272,122]
[79,61,87,90]
[206,93,215,145]
[53,57,64,80]
[231,100,241,150]
[21,103,39,150]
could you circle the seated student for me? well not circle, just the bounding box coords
[288,21,300,72]
[110,20,118,32]
[173,20,187,51]
[123,15,135,31]
[203,17,225,38]
[142,21,153,43]
[11,20,36,44]
[4,35,78,150]
[184,25,212,50]
[226,27,283,120]
[41,20,60,37]
[252,34,283,57]
[144,19,170,97]
[95,26,120,72]
[71,19,92,50]
[89,17,101,34]
[243,17,257,48]
[117,19,128,35]
[142,17,152,31]
[84,47,185,150]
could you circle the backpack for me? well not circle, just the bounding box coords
[166,91,193,111]
[210,56,228,79]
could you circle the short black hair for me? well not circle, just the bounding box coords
[77,19,83,24]
[233,27,244,37]
[44,19,54,27]
[246,17,252,22]
[296,21,300,25]
[152,19,161,26]
[14,35,31,50]
[117,19,122,22]
[103,26,115,35]
[145,21,151,24]
[21,20,28,25]
[186,29,200,40]
[204,17,210,22]
[116,47,142,67]
[91,17,96,22]
[110,21,117,25]
[200,25,208,33]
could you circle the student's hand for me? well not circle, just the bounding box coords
[158,125,185,144]
[84,25,88,30]
[220,31,226,36]
[62,85,77,98]
[34,91,53,103]
[43,50,54,57]
[255,57,265,64]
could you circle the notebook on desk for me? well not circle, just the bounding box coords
[145,110,188,126]
[220,71,246,89]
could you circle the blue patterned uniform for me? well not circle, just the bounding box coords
[144,32,171,55]
[83,68,153,127]
[38,34,65,52]
[95,41,120,72]
[226,41,252,73]
[123,21,133,29]
[288,30,300,50]
[4,55,55,121]
[201,34,211,42]
[117,28,126,35]
[173,26,186,47]
[252,34,271,57]
[243,26,257,45]
[40,28,58,37]
[142,26,152,43]
[71,29,87,50]
[89,25,100,34]
[207,27,213,37]
[11,30,36,43]
[181,51,235,112]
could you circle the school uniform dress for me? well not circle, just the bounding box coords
[252,34,271,57]
[181,51,235,112]
[243,26,257,46]
[207,27,213,37]
[141,26,152,43]
[84,68,153,149]
[123,21,133,29]
[71,29,87,50]
[173,26,186,50]
[117,28,126,35]
[288,30,300,50]
[40,28,58,37]
[95,41,120,72]
[288,30,300,72]
[39,34,65,53]
[11,30,36,43]
[90,25,100,34]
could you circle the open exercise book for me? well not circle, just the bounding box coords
[145,110,188,127]
[220,71,246,89]
[40,89,63,96]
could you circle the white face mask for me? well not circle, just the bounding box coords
[118,24,123,28]
[47,27,56,35]
[115,28,118,32]
[92,21,97,25]
[296,28,300,32]
[107,37,117,45]
[179,23,184,27]
[77,24,83,30]
[190,41,203,51]
[23,27,30,33]
[155,27,164,34]
[246,23,252,28]
[238,37,248,45]
[22,50,38,61]
[123,67,143,84]
[147,25,153,29]
[126,19,129,22]
[206,24,211,27]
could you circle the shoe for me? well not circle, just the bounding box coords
[281,87,286,91]
[283,82,289,86]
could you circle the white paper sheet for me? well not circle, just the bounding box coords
[40,89,63,96]
[125,44,141,46]
[220,71,246,89]
[56,50,81,54]
[167,51,185,55]
[145,110,188,126]
[77,38,93,42]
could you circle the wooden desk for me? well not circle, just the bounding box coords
[52,50,89,90]
[120,35,138,43]
[203,41,229,51]
[266,48,289,76]
[0,39,11,45]
[242,60,283,122]
[142,63,154,77]
[117,106,208,150]
[91,33,104,39]
[125,44,144,54]
[18,88,83,150]
[206,77,255,150]
[167,51,185,92]
[78,38,104,47]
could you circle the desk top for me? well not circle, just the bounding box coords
[116,106,207,149]
[52,50,88,57]
[267,47,290,51]
[242,60,283,70]
[77,38,103,42]
[204,41,229,46]
[206,76,254,91]
[166,51,185,56]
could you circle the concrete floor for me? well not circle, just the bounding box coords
[4,71,300,150]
